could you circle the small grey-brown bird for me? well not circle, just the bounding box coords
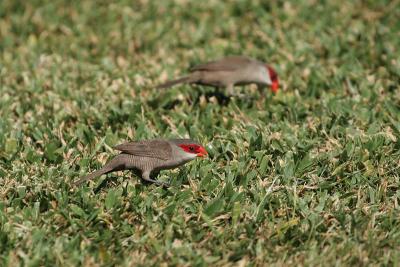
[73,139,208,187]
[156,56,279,95]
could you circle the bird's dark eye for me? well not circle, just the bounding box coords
[189,146,194,151]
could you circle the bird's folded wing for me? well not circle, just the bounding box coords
[114,140,172,160]
[190,56,253,72]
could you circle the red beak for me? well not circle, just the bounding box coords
[271,80,279,93]
[266,65,279,94]
[197,146,208,158]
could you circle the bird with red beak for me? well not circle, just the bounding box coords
[156,56,279,96]
[74,139,208,187]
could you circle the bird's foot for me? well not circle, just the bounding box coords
[142,177,170,187]
[230,93,255,101]
[155,180,170,188]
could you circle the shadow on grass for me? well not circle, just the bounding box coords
[93,171,170,193]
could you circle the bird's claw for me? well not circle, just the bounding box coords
[144,177,170,187]
[229,92,252,100]
[155,180,170,187]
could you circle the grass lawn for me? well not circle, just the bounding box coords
[1,0,400,266]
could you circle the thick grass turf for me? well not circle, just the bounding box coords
[1,0,400,266]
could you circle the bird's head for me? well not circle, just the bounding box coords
[171,139,208,158]
[178,143,208,158]
[266,65,279,93]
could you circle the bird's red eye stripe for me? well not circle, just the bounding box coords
[179,144,199,153]
[267,66,278,81]
[179,144,208,156]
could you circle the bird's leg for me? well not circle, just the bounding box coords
[141,171,170,187]
[226,84,247,99]
[226,84,235,96]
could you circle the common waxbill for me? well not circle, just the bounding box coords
[73,139,208,187]
[156,56,279,95]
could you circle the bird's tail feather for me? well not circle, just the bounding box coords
[155,76,191,89]
[73,157,122,186]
